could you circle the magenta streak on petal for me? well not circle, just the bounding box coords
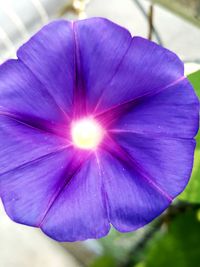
[18,59,70,122]
[95,76,186,127]
[71,21,87,118]
[108,129,192,141]
[0,145,71,179]
[95,152,110,222]
[0,110,71,141]
[103,136,173,202]
[37,151,92,227]
[93,37,133,113]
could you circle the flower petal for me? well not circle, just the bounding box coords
[41,155,110,242]
[17,20,74,116]
[0,59,69,129]
[94,36,184,113]
[0,149,74,227]
[0,116,74,226]
[75,17,183,113]
[110,132,195,199]
[0,116,69,176]
[73,18,132,112]
[109,79,199,139]
[96,149,171,232]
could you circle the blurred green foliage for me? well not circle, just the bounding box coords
[89,227,147,267]
[188,70,200,98]
[144,209,200,267]
[179,70,200,203]
[90,255,116,267]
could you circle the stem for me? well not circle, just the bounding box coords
[148,4,154,40]
[134,0,163,45]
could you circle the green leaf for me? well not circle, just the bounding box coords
[89,255,116,267]
[179,70,200,203]
[179,133,200,203]
[188,70,200,98]
[145,209,200,267]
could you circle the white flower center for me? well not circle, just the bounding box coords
[71,118,104,149]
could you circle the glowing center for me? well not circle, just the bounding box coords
[71,118,103,149]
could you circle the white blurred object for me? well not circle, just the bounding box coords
[184,62,200,76]
[86,0,200,63]
[0,200,82,267]
[1,0,200,65]
[0,0,70,63]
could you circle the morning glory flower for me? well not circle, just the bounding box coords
[0,18,199,242]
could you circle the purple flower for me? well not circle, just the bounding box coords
[0,18,199,242]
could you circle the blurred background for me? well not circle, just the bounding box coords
[0,0,200,266]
